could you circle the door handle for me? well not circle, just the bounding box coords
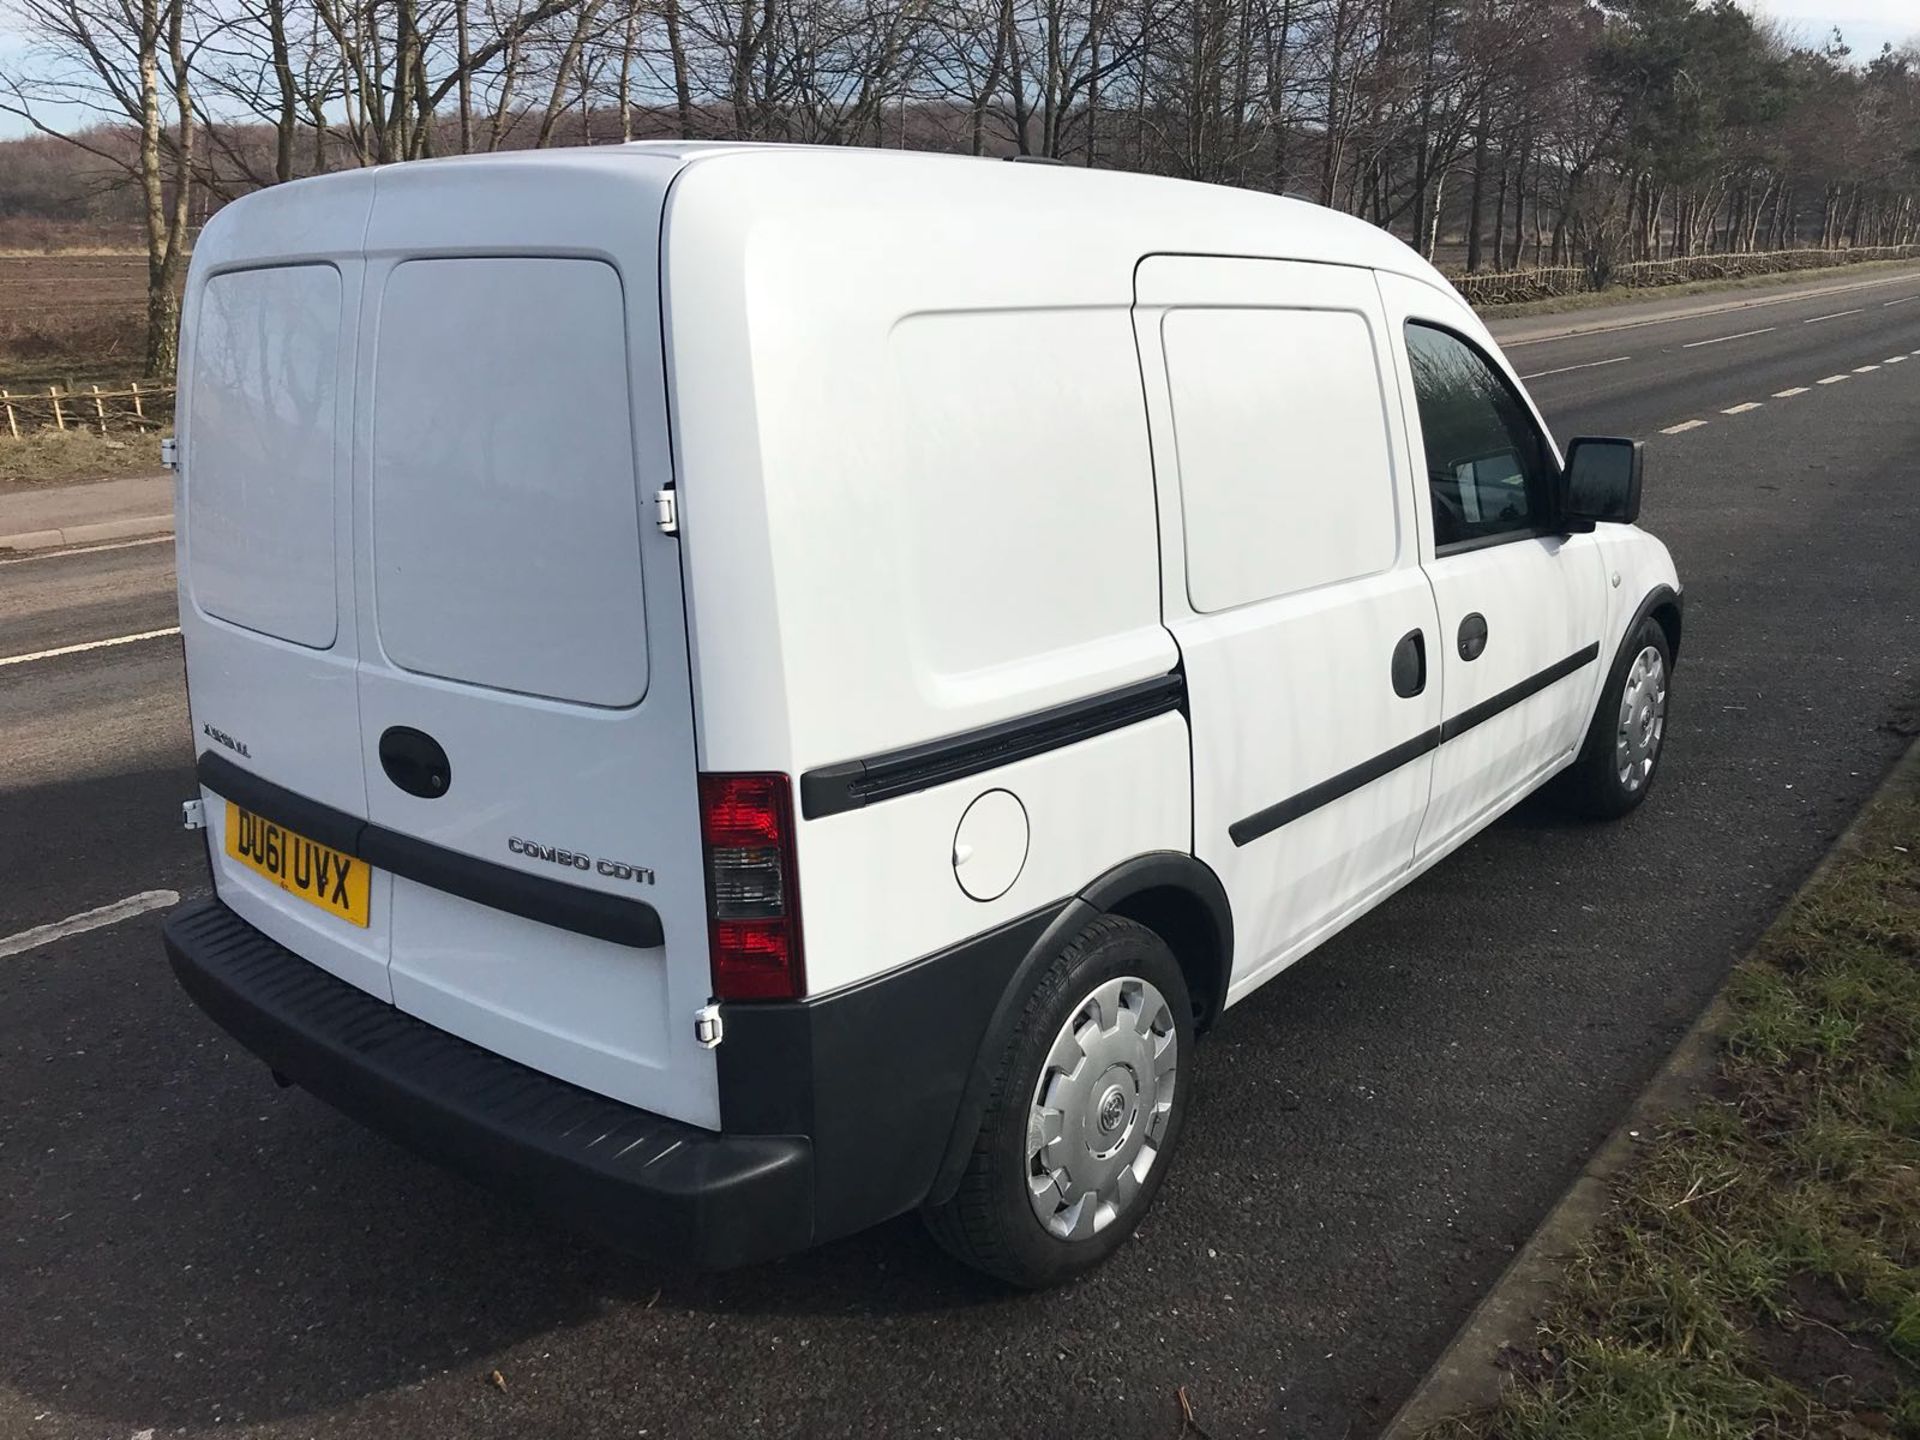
[1457,612,1489,661]
[1391,629,1427,698]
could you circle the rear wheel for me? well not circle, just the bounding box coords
[922,915,1193,1288]
[1560,616,1672,820]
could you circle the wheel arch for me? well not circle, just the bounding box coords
[1590,582,1682,725]
[924,851,1233,1206]
[1077,851,1234,1031]
[1634,582,1683,666]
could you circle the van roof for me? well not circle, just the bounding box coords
[338,141,1455,295]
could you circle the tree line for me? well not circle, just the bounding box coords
[3,0,1917,374]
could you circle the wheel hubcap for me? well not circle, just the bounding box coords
[1615,645,1668,793]
[1025,976,1178,1241]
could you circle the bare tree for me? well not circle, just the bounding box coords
[2,0,199,373]
[5,0,1920,345]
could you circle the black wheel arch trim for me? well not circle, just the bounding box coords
[1570,582,1683,771]
[924,850,1234,1206]
[1630,582,1683,666]
[1076,850,1234,1023]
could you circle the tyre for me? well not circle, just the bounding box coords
[922,915,1194,1288]
[1559,616,1672,820]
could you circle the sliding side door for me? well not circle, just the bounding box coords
[1135,256,1440,1004]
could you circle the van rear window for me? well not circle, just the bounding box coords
[370,257,650,709]
[185,264,342,649]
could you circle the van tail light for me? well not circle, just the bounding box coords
[699,773,805,1002]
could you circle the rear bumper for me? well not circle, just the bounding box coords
[162,898,812,1268]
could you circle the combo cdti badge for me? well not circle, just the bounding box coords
[162,142,1681,1288]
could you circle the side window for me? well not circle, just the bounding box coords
[1404,322,1555,553]
[1164,306,1398,612]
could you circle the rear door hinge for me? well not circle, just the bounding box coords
[654,487,679,535]
[160,437,178,471]
[181,798,206,831]
[694,1002,723,1049]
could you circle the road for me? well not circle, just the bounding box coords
[3,268,1919,1440]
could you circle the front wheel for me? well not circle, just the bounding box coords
[922,915,1193,1288]
[1559,616,1672,820]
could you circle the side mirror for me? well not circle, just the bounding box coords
[1560,436,1644,529]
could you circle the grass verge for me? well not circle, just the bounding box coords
[1472,256,1920,321]
[0,428,169,489]
[1431,751,1920,1439]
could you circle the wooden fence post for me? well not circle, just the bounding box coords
[91,384,107,435]
[49,387,65,432]
[1,390,15,440]
[131,382,145,424]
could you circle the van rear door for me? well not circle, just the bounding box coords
[179,175,390,1001]
[353,158,719,1128]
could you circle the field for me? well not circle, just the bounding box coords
[0,251,152,393]
[0,252,172,483]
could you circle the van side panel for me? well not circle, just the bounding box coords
[885,310,1164,696]
[795,720,1192,994]
[665,158,1179,769]
[664,155,1190,996]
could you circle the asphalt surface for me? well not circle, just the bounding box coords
[4,269,1920,1440]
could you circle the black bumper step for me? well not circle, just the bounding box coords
[163,898,812,1267]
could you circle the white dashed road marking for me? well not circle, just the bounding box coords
[0,891,180,960]
[0,626,181,668]
[1619,322,1919,442]
[1886,295,1920,307]
[1519,355,1631,380]
[1682,327,1775,348]
[0,535,173,567]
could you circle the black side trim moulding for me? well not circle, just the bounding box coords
[1438,642,1599,743]
[195,751,664,949]
[800,672,1186,820]
[1228,641,1602,848]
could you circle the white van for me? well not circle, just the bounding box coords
[163,142,1681,1287]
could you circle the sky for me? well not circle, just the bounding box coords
[1,0,1917,141]
[1746,0,1919,58]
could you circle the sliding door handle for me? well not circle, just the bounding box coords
[1391,629,1427,698]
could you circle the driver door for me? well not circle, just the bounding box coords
[1375,272,1607,857]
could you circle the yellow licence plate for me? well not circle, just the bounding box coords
[225,802,370,928]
